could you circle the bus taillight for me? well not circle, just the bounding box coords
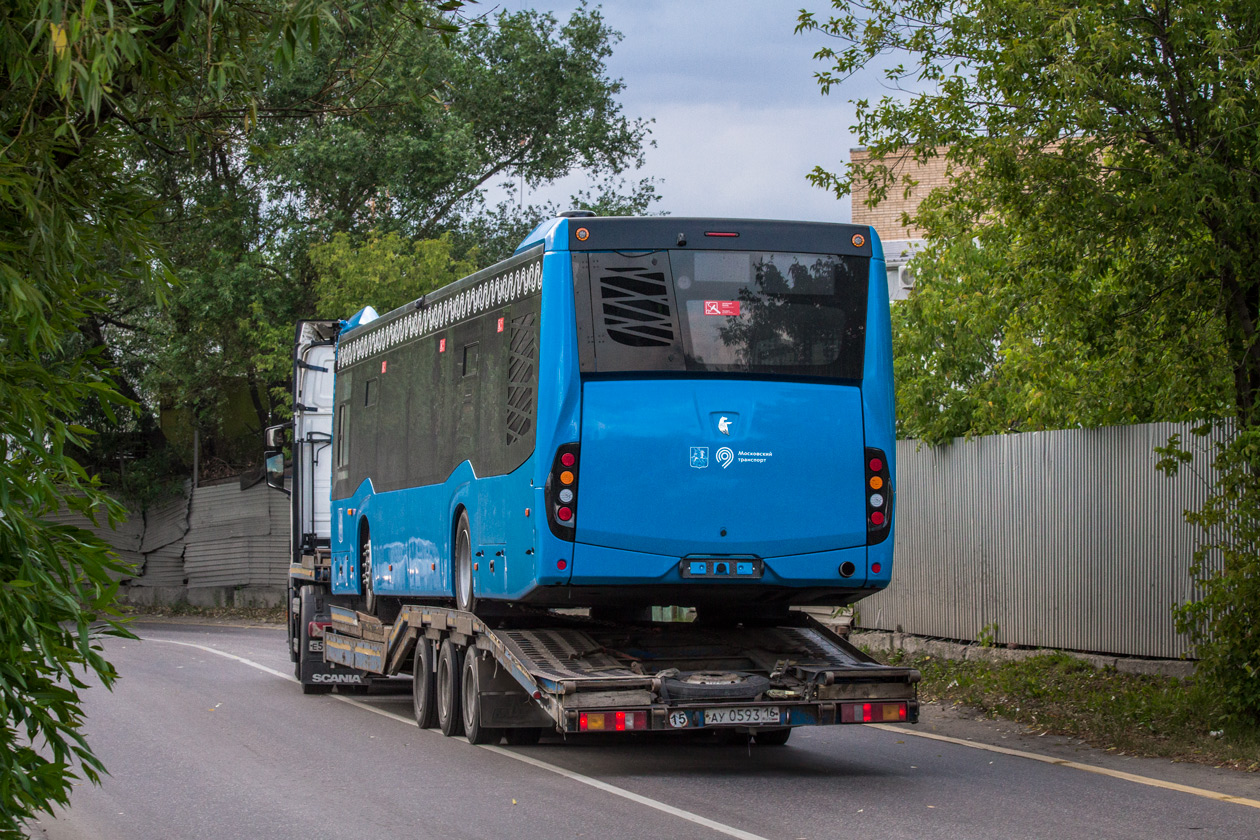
[546,444,580,540]
[866,448,892,545]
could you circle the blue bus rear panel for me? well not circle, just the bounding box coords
[329,217,896,608]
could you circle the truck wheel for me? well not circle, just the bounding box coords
[436,638,465,737]
[287,586,300,663]
[454,511,476,614]
[504,728,543,746]
[754,728,792,746]
[461,650,504,745]
[412,637,438,729]
[297,586,332,695]
[360,531,377,616]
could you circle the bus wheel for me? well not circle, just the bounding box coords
[361,531,377,615]
[461,651,504,745]
[412,637,437,729]
[454,511,476,614]
[436,638,465,737]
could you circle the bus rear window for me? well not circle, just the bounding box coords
[577,250,869,380]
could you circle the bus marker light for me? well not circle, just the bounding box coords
[557,506,573,521]
[497,317,504,333]
[869,457,883,472]
[852,233,866,247]
[560,471,574,485]
[557,559,568,570]
[870,493,884,507]
[561,452,576,467]
[872,563,882,574]
[870,512,885,526]
[870,476,883,490]
[704,231,739,238]
[576,227,590,241]
[439,338,446,352]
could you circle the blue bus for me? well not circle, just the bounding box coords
[328,215,895,620]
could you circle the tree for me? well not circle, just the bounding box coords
[798,0,1260,721]
[0,2,465,834]
[309,232,479,319]
[102,3,654,479]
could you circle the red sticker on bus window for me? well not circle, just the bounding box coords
[439,338,446,353]
[381,360,387,373]
[497,317,504,333]
[703,300,741,316]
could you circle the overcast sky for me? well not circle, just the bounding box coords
[496,0,878,223]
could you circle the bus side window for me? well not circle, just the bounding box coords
[336,403,348,468]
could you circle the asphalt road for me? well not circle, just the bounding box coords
[32,623,1260,840]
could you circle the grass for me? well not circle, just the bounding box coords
[880,649,1260,771]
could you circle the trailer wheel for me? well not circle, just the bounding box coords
[504,727,543,746]
[412,638,438,729]
[454,511,476,614]
[754,728,792,746]
[461,651,504,745]
[436,639,465,737]
[297,586,332,695]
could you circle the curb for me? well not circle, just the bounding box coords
[851,630,1197,679]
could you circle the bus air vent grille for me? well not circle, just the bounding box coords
[507,312,537,445]
[598,266,674,347]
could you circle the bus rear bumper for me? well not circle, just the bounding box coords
[541,542,887,607]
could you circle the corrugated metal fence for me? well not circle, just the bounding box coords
[54,478,288,596]
[860,422,1226,659]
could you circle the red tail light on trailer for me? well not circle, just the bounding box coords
[579,710,647,731]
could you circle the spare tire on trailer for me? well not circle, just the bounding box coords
[658,672,771,703]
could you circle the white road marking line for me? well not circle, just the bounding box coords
[143,636,1260,814]
[142,637,770,840]
[872,724,1260,810]
[144,638,296,681]
[337,696,771,840]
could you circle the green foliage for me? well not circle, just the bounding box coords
[800,0,1260,719]
[107,3,653,476]
[1,0,466,833]
[310,231,479,319]
[1162,427,1260,726]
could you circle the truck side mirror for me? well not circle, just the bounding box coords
[264,451,290,495]
[264,423,289,449]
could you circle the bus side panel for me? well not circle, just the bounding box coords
[523,245,582,591]
[862,231,896,590]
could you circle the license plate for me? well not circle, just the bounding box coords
[704,706,781,726]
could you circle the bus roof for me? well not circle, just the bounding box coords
[515,216,878,258]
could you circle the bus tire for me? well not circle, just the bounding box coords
[297,586,331,694]
[461,651,504,745]
[412,638,438,729]
[454,511,476,614]
[360,525,377,616]
[754,728,792,746]
[436,638,465,737]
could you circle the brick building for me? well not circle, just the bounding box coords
[849,147,953,300]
